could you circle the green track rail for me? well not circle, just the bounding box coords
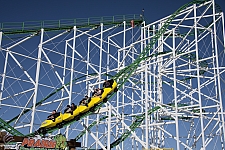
[0,14,142,35]
[74,115,114,142]
[74,102,201,143]
[0,118,24,136]
[109,106,160,149]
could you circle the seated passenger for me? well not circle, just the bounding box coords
[82,95,91,103]
[71,103,77,111]
[80,95,91,106]
[86,96,91,103]
[103,79,113,88]
[47,110,60,121]
[79,99,87,106]
[64,105,71,113]
[92,88,99,96]
[94,88,103,97]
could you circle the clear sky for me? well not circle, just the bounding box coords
[1,0,225,24]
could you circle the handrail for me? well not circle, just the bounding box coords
[0,14,143,35]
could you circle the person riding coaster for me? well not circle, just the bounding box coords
[103,79,118,92]
[37,110,63,134]
[93,88,104,97]
[64,105,71,113]
[79,96,89,106]
[88,79,117,109]
[47,110,60,122]
[103,79,114,88]
[64,103,77,114]
[63,103,78,121]
[64,96,90,122]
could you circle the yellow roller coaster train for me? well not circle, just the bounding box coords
[36,79,117,135]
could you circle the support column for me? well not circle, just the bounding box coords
[0,32,2,49]
[107,105,112,150]
[143,21,149,150]
[194,4,205,149]
[66,26,77,139]
[151,24,156,146]
[85,34,91,149]
[157,22,163,148]
[172,28,180,150]
[95,23,103,149]
[30,28,44,133]
[121,21,126,150]
[140,20,144,145]
[222,13,225,53]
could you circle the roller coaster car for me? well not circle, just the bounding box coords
[40,113,63,129]
[88,79,117,108]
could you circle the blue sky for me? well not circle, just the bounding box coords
[1,0,224,24]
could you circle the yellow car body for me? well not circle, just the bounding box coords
[77,105,89,114]
[40,113,63,128]
[62,112,74,122]
[88,96,101,108]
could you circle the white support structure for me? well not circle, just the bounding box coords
[172,28,180,150]
[107,105,112,150]
[0,1,225,150]
[30,29,44,133]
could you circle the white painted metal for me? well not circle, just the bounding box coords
[194,4,206,149]
[172,28,180,150]
[30,29,44,133]
[107,105,112,150]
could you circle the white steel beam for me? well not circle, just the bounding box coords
[173,28,180,150]
[30,28,44,133]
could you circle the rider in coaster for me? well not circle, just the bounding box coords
[47,110,60,121]
[64,103,77,114]
[83,95,91,103]
[79,96,89,106]
[92,88,99,96]
[64,105,71,113]
[94,88,103,97]
[71,103,77,111]
[103,79,113,88]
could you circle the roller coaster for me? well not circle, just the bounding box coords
[0,0,225,149]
